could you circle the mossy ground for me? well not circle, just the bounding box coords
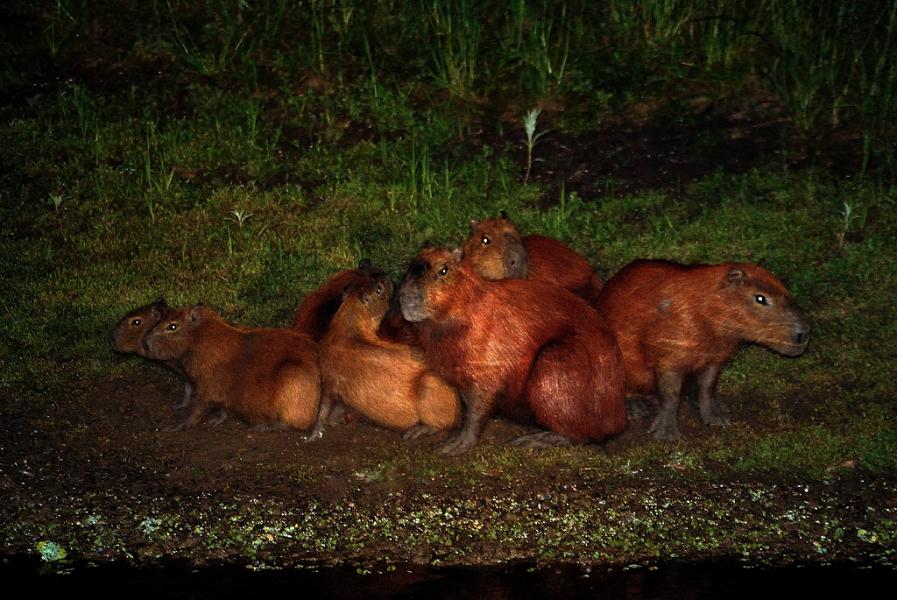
[1,0,896,575]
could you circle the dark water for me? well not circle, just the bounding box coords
[5,556,897,599]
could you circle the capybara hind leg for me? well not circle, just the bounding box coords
[251,421,290,432]
[697,364,729,426]
[417,373,461,430]
[649,371,684,441]
[510,431,575,448]
[173,381,194,410]
[625,395,659,420]
[403,424,441,440]
[207,408,228,426]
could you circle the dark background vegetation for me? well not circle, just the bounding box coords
[1,0,897,576]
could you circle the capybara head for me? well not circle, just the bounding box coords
[398,246,464,322]
[462,213,528,280]
[345,269,394,321]
[144,304,214,361]
[110,298,169,356]
[719,264,811,356]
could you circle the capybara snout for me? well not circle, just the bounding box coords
[501,232,528,279]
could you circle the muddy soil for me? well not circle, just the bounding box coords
[2,364,896,575]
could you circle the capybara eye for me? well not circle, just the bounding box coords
[131,318,142,327]
[168,323,178,331]
[754,294,768,306]
[376,285,383,295]
[482,236,490,245]
[438,265,449,277]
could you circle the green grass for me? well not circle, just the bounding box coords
[1,0,897,480]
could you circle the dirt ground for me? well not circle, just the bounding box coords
[2,362,896,573]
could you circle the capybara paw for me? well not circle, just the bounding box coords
[403,424,439,440]
[302,428,324,443]
[704,413,731,427]
[251,421,289,432]
[510,431,575,448]
[436,434,477,456]
[208,409,228,426]
[648,416,681,441]
[165,421,188,432]
[172,397,191,411]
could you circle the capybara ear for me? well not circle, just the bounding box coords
[420,239,434,249]
[451,247,464,263]
[358,258,373,270]
[151,298,168,317]
[189,303,206,322]
[500,210,509,220]
[726,268,745,286]
[468,219,480,233]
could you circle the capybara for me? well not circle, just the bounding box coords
[110,299,193,410]
[594,260,811,441]
[462,212,604,303]
[309,268,460,439]
[292,259,417,345]
[144,304,320,431]
[397,246,627,455]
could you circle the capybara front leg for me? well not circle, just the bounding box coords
[510,430,575,448]
[403,424,440,440]
[649,370,684,441]
[173,381,194,410]
[697,364,729,426]
[304,392,335,442]
[437,396,489,455]
[169,397,215,431]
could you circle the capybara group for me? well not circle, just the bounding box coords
[110,298,193,410]
[462,213,604,303]
[594,260,811,441]
[311,264,460,439]
[143,304,321,431]
[398,246,627,455]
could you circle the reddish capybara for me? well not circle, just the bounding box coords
[462,212,604,303]
[144,304,320,431]
[110,299,193,410]
[397,246,627,455]
[594,260,811,441]
[309,268,460,440]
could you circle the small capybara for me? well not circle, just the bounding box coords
[594,260,811,441]
[462,212,604,303]
[310,268,460,439]
[397,246,627,455]
[110,298,193,410]
[144,304,320,431]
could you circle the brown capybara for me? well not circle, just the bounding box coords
[310,268,460,440]
[594,260,811,441]
[397,246,627,455]
[462,212,604,303]
[110,299,193,410]
[144,304,320,431]
[292,259,417,345]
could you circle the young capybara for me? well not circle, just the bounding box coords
[143,304,321,431]
[309,267,460,440]
[397,246,627,455]
[110,299,193,410]
[462,212,604,303]
[593,260,811,441]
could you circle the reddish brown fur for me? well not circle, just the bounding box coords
[594,259,811,440]
[110,299,193,409]
[462,215,604,303]
[311,271,459,438]
[144,305,320,430]
[398,247,626,454]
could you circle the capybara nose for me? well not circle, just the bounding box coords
[793,327,810,346]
